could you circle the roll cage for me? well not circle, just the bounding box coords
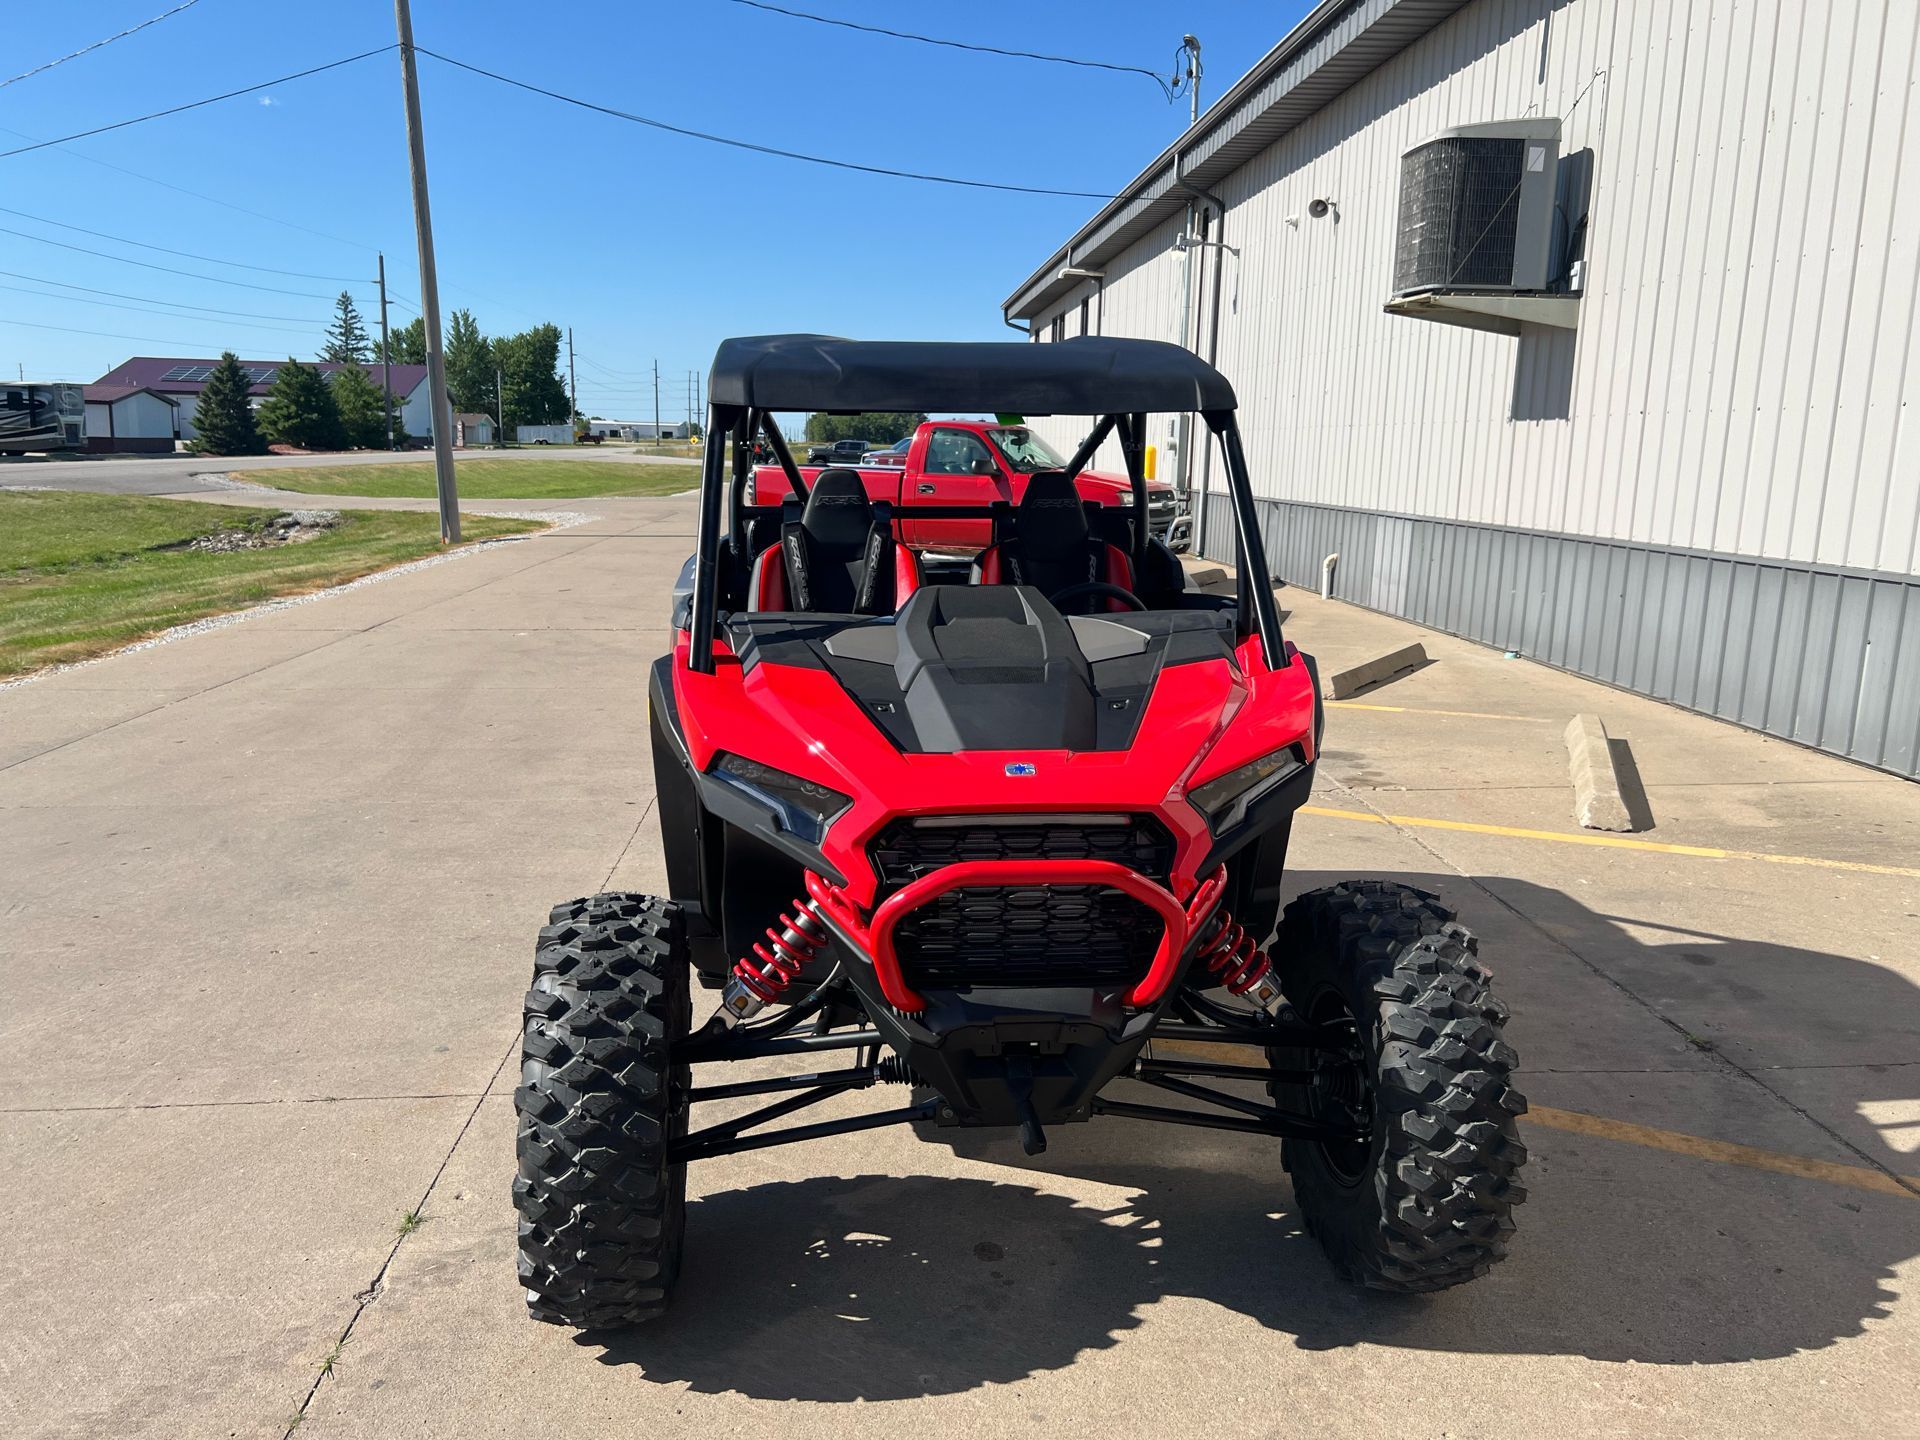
[685,335,1282,674]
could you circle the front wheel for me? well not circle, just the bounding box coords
[514,893,691,1327]
[1271,881,1528,1292]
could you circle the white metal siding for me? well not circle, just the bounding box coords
[1030,0,1920,578]
[1018,0,1920,775]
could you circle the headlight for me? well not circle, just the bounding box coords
[1187,747,1304,832]
[709,752,852,845]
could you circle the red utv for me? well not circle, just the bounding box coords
[515,336,1527,1328]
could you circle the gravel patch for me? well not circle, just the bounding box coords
[189,471,281,494]
[185,511,342,553]
[0,508,597,692]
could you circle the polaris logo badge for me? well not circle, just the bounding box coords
[1005,762,1036,776]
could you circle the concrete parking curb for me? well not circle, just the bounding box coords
[1322,642,1427,699]
[1564,712,1634,831]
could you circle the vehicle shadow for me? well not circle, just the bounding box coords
[588,871,1918,1401]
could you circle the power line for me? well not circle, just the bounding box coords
[2,0,205,91]
[0,283,324,336]
[0,47,395,162]
[0,225,335,299]
[0,267,323,322]
[415,48,1118,200]
[0,205,365,282]
[0,122,373,252]
[723,0,1177,98]
[2,316,326,350]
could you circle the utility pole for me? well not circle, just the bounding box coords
[376,251,394,450]
[566,326,577,441]
[393,0,459,542]
[694,368,702,436]
[495,362,505,447]
[1182,34,1202,126]
[652,359,660,451]
[686,369,693,440]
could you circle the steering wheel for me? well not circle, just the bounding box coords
[1048,581,1147,613]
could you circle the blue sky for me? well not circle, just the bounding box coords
[1,1,1305,418]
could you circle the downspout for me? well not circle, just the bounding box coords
[1176,168,1229,556]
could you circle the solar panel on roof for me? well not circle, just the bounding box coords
[246,366,279,385]
[161,364,214,382]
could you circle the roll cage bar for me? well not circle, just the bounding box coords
[687,347,1274,675]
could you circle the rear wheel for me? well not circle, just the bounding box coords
[1271,881,1527,1292]
[514,893,691,1327]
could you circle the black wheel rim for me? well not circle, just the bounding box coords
[1304,986,1374,1184]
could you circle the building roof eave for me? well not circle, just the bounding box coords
[1002,0,1472,323]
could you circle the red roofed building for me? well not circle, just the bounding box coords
[87,357,433,448]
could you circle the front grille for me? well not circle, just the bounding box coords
[870,815,1175,990]
[894,885,1160,989]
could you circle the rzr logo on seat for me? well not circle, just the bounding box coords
[1005,762,1037,776]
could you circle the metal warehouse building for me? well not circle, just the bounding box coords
[1006,0,1920,778]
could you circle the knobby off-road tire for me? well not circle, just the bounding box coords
[1272,881,1528,1293]
[514,893,691,1327]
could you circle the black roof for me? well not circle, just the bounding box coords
[707,335,1236,415]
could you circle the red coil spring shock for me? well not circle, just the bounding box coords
[1194,907,1274,997]
[729,897,831,1006]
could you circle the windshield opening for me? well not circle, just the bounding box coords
[985,426,1068,473]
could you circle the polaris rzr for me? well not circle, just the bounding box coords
[515,336,1527,1327]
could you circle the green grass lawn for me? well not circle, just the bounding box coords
[229,457,700,499]
[0,492,543,677]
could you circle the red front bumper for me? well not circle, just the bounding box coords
[806,860,1227,1013]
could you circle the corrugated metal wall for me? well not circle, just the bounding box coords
[1027,0,1920,776]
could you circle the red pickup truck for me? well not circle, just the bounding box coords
[754,419,1185,553]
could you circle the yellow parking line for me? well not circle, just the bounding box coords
[1149,1040,1919,1201]
[1298,805,1920,880]
[1326,701,1552,723]
[1530,1105,1920,1200]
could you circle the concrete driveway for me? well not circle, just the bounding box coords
[2,494,1915,1439]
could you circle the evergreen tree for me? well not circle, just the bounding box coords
[444,308,495,416]
[384,316,427,365]
[190,352,264,456]
[256,358,345,450]
[329,362,392,449]
[321,291,372,364]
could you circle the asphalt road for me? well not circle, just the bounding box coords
[2,492,1916,1439]
[0,446,696,496]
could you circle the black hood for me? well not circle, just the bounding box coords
[731,586,1238,754]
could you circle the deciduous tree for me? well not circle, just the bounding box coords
[803,411,926,445]
[494,323,571,429]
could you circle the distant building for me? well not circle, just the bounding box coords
[584,419,689,440]
[89,357,433,447]
[82,385,179,454]
[453,413,494,447]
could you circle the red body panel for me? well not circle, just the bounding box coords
[671,630,1316,918]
